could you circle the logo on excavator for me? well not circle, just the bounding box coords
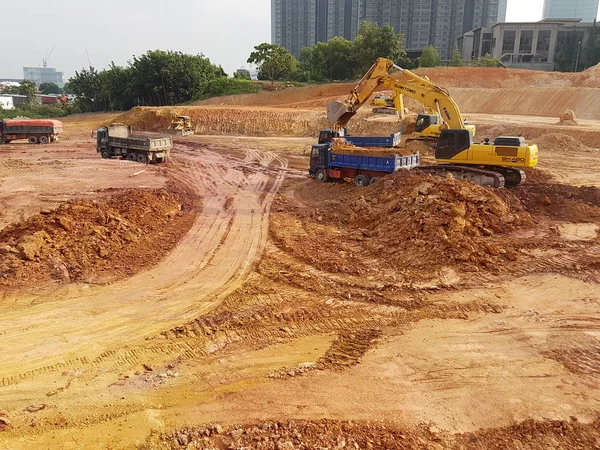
[396,84,416,95]
[442,107,452,121]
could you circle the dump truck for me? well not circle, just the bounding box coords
[0,119,63,144]
[309,143,420,186]
[96,124,172,164]
[318,128,402,148]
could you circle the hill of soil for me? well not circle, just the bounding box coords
[0,188,198,289]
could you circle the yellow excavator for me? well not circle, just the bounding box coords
[167,116,194,137]
[371,92,403,116]
[327,57,538,187]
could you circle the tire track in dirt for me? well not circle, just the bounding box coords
[0,143,287,389]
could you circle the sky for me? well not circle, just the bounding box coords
[0,0,550,80]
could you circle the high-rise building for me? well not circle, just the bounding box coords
[272,0,506,59]
[23,67,64,85]
[543,0,599,22]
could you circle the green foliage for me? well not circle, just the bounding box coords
[193,78,260,100]
[69,50,228,112]
[470,53,502,67]
[39,82,61,95]
[450,48,463,67]
[295,21,408,81]
[419,46,441,68]
[556,27,600,72]
[247,43,297,84]
[353,21,408,73]
[0,84,20,95]
[233,71,249,79]
[18,80,38,104]
[0,104,68,119]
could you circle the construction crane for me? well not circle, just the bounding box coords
[42,45,56,68]
[327,58,538,187]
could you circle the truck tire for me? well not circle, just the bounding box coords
[315,169,328,182]
[369,177,380,185]
[137,153,149,164]
[28,136,38,144]
[101,150,111,159]
[39,136,49,144]
[354,174,370,187]
[127,153,137,162]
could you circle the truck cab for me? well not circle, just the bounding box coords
[309,144,329,178]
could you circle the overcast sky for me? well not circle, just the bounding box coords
[1,0,549,80]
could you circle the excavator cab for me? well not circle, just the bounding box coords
[415,114,438,133]
[435,129,473,161]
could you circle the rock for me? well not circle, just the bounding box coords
[541,195,552,206]
[18,241,41,261]
[176,433,190,446]
[97,247,109,258]
[25,404,46,413]
[0,244,18,255]
[57,216,73,231]
[122,231,139,243]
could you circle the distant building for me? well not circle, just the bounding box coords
[0,95,15,110]
[23,67,64,85]
[543,0,599,22]
[235,68,259,80]
[272,0,508,60]
[458,19,593,71]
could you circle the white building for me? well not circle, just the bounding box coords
[543,0,599,22]
[0,95,15,110]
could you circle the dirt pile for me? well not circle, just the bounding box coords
[0,188,197,289]
[331,141,416,157]
[274,172,536,280]
[141,418,600,450]
[318,172,533,272]
[534,133,597,153]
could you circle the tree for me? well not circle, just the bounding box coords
[18,80,38,104]
[472,53,502,68]
[450,47,463,67]
[39,82,61,95]
[247,43,297,85]
[419,46,441,68]
[353,21,407,73]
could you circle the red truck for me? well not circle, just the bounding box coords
[0,119,63,144]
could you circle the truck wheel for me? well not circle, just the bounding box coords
[354,174,370,187]
[137,153,149,164]
[28,136,38,144]
[369,177,380,185]
[101,150,111,159]
[39,136,49,145]
[127,153,137,162]
[315,169,328,182]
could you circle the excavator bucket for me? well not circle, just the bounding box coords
[327,100,356,126]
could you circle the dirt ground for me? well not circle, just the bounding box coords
[1,67,600,449]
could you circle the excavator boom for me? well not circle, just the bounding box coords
[327,57,466,132]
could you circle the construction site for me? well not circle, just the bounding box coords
[1,62,600,449]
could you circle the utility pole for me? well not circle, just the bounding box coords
[575,40,582,72]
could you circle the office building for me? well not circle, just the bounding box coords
[458,19,593,71]
[543,0,599,22]
[272,0,508,59]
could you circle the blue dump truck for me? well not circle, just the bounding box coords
[309,143,420,187]
[318,129,402,148]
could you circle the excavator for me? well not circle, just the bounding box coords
[327,58,538,188]
[371,92,403,115]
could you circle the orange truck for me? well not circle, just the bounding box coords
[0,119,63,144]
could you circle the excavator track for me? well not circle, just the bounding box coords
[372,107,398,115]
[486,166,526,188]
[417,165,506,188]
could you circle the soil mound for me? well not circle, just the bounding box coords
[315,172,533,273]
[0,189,196,289]
[534,133,596,152]
[331,141,416,157]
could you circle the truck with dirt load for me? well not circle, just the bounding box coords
[318,128,402,148]
[96,124,172,164]
[0,119,63,144]
[309,144,420,186]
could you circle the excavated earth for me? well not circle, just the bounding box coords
[1,66,600,449]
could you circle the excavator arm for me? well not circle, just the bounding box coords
[327,57,466,130]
